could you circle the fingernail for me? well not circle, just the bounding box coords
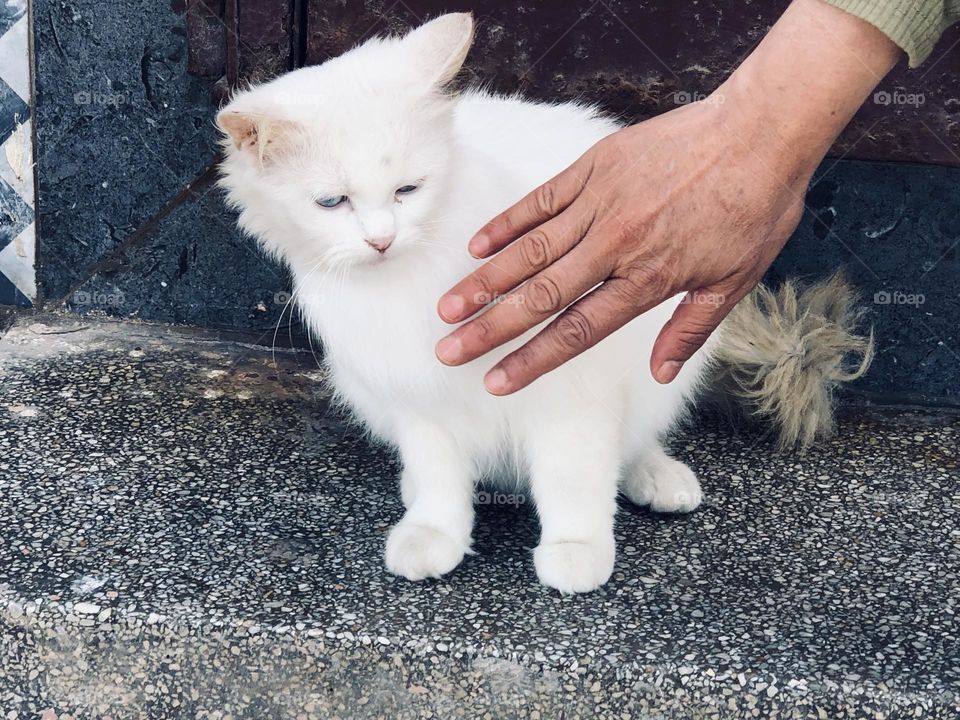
[484,368,510,394]
[469,234,489,257]
[438,294,466,321]
[436,335,462,364]
[655,360,684,384]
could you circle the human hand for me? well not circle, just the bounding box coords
[435,0,899,395]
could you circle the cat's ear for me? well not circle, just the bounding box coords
[216,109,302,165]
[403,12,474,89]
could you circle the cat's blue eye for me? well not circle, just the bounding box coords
[396,185,419,195]
[316,195,347,209]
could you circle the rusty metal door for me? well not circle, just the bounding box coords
[185,0,960,166]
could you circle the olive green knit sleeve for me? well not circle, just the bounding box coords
[822,0,960,66]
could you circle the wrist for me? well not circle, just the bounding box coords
[717,0,900,174]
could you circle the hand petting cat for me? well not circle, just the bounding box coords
[436,0,901,395]
[219,8,880,592]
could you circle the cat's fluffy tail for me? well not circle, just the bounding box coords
[712,273,874,451]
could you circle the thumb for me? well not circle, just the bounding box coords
[651,286,733,384]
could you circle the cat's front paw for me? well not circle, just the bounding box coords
[385,520,467,581]
[622,457,703,513]
[534,537,615,594]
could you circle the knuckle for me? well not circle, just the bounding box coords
[518,230,552,269]
[470,272,497,306]
[618,260,671,301]
[671,323,713,355]
[553,309,594,352]
[490,213,518,239]
[504,343,537,377]
[525,275,564,316]
[533,182,560,217]
[471,313,498,343]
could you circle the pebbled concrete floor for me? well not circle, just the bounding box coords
[0,315,957,719]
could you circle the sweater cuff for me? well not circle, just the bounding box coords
[821,0,953,67]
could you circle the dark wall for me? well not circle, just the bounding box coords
[33,0,291,335]
[772,160,959,405]
[31,0,960,403]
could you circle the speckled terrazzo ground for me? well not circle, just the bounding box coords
[0,315,957,719]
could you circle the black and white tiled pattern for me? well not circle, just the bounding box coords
[0,0,34,307]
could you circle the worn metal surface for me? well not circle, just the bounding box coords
[184,0,226,78]
[237,0,294,84]
[244,0,959,167]
[331,1,958,166]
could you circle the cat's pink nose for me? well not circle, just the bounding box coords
[365,235,395,253]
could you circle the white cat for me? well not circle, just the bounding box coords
[216,14,871,593]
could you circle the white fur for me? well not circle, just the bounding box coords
[217,13,714,594]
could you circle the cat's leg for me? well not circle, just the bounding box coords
[620,443,702,513]
[385,419,475,581]
[525,409,622,594]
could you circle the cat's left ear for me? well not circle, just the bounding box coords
[403,12,474,89]
[216,109,302,166]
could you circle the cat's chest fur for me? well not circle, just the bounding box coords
[302,252,490,425]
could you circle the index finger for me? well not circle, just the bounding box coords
[468,152,593,258]
[484,275,659,395]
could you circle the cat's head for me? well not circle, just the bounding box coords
[217,13,474,269]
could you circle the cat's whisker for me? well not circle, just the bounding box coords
[270,255,334,371]
[269,244,362,371]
